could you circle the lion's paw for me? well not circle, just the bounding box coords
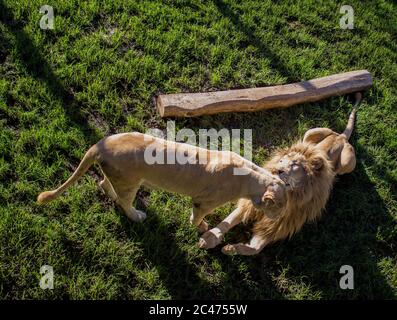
[221,244,238,255]
[198,228,223,249]
[197,220,209,234]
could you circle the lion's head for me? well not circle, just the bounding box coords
[239,141,335,243]
[268,143,330,193]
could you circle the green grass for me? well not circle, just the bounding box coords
[0,0,396,299]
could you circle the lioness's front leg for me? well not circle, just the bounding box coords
[222,234,269,256]
[190,202,217,233]
[198,207,243,249]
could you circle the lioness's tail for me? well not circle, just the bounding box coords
[342,92,362,140]
[37,145,98,204]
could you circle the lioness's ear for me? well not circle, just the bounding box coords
[311,157,324,172]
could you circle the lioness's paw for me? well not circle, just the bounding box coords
[197,221,209,234]
[198,229,223,249]
[135,210,147,222]
[127,209,147,223]
[221,244,238,255]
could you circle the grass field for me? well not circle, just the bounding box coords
[0,0,396,299]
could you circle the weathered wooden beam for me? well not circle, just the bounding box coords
[156,70,372,118]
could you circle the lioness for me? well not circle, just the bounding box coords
[199,93,362,255]
[37,132,284,232]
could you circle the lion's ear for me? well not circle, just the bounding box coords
[311,157,324,172]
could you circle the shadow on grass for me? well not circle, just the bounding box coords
[2,0,393,299]
[177,0,340,149]
[0,0,101,146]
[121,202,214,299]
[213,0,299,83]
[121,201,283,299]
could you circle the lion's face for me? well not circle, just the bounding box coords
[238,141,336,244]
[273,151,323,190]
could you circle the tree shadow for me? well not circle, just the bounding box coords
[213,0,298,83]
[175,0,352,151]
[2,0,393,299]
[0,0,101,146]
[120,197,215,299]
[123,195,286,299]
[0,0,280,299]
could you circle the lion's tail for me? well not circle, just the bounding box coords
[342,92,362,140]
[37,144,98,204]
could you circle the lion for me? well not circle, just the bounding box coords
[37,132,284,233]
[199,93,361,255]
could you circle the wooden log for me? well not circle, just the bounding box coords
[156,70,372,118]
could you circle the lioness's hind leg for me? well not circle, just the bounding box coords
[112,181,147,223]
[99,177,117,201]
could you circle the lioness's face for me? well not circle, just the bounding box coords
[276,152,308,190]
